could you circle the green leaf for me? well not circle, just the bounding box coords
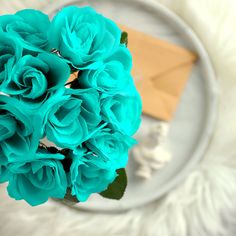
[120,32,128,46]
[100,168,127,200]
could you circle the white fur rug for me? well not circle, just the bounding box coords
[0,0,236,236]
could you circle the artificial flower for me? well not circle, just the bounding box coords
[43,88,101,148]
[101,92,142,136]
[3,52,70,106]
[79,45,132,93]
[69,147,117,202]
[0,95,39,162]
[48,6,121,69]
[0,32,22,86]
[0,9,50,50]
[7,149,67,206]
[86,128,136,169]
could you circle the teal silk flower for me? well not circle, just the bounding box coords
[0,95,39,162]
[7,149,67,206]
[3,53,70,105]
[79,45,132,94]
[48,6,121,69]
[0,32,22,86]
[69,148,117,202]
[86,128,136,169]
[0,165,9,183]
[101,92,142,136]
[0,9,50,50]
[0,148,10,183]
[43,88,101,149]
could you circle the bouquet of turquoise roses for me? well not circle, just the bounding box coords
[0,6,142,206]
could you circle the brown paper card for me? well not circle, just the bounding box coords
[121,25,198,121]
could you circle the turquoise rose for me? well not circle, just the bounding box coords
[0,32,22,86]
[0,148,11,183]
[43,88,101,149]
[101,91,142,136]
[7,149,67,206]
[0,165,9,183]
[0,9,50,50]
[0,95,39,162]
[79,45,132,94]
[0,147,10,183]
[86,128,136,169]
[68,148,117,202]
[3,52,70,106]
[48,6,121,69]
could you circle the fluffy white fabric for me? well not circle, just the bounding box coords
[0,0,236,236]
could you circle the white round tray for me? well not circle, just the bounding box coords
[45,0,218,212]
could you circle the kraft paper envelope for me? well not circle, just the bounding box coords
[121,25,198,121]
